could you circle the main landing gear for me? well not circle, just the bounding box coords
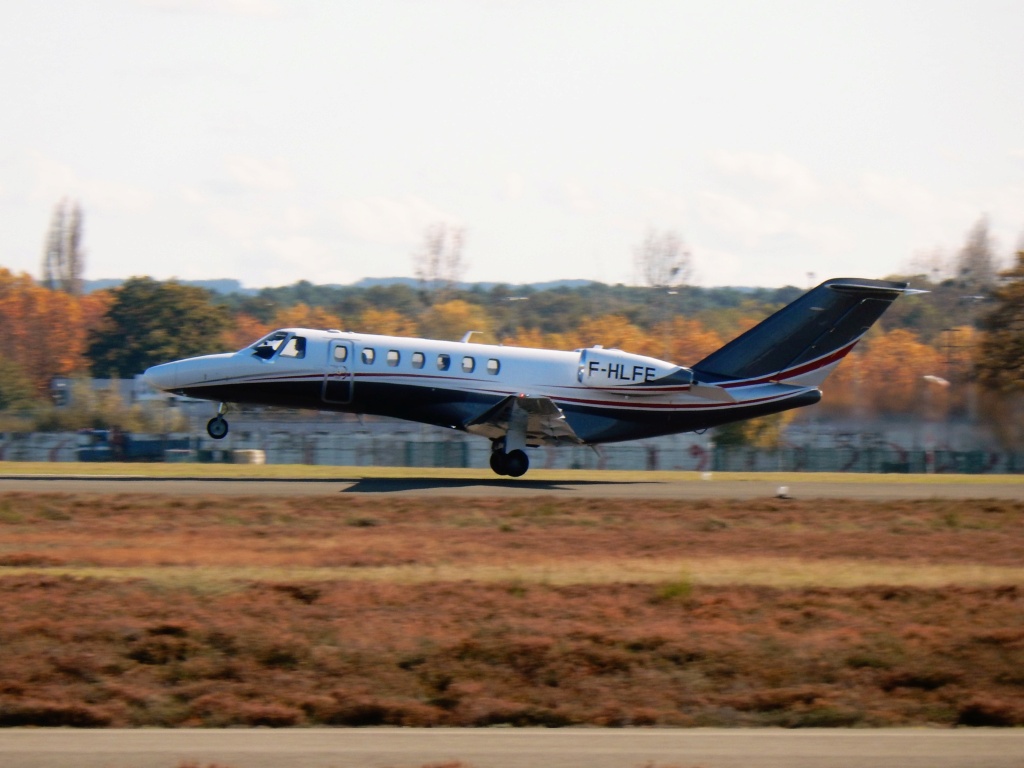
[490,441,529,478]
[206,404,229,440]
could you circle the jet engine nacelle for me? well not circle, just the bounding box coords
[576,347,691,389]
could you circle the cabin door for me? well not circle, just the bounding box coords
[322,340,354,404]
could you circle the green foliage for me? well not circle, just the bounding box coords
[87,278,230,377]
[30,379,185,433]
[713,412,794,448]
[0,362,36,411]
[882,272,991,342]
[224,279,807,340]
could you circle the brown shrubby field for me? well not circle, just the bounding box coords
[0,492,1022,728]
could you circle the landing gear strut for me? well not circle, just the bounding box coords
[490,441,529,477]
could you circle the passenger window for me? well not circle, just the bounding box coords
[411,352,425,369]
[279,336,306,359]
[362,348,376,365]
[437,354,451,371]
[462,356,475,373]
[333,345,348,363]
[487,358,501,375]
[386,350,400,367]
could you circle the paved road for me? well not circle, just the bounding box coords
[1,474,1023,499]
[1,727,1022,768]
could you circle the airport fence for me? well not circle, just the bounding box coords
[1,430,1022,474]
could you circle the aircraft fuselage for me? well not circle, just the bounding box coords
[144,329,818,445]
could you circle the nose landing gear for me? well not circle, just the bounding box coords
[207,416,228,440]
[207,403,230,440]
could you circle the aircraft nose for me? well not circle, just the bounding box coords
[142,362,179,392]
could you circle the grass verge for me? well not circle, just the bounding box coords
[3,558,1024,591]
[2,460,1023,485]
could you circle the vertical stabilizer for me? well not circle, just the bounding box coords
[691,278,908,385]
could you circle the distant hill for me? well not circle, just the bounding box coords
[83,276,768,297]
[352,277,599,291]
[84,278,256,295]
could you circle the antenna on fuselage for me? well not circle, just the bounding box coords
[460,331,483,343]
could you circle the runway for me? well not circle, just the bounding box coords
[1,473,1022,499]
[1,727,1023,768]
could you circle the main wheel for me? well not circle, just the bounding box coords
[504,449,529,478]
[207,416,229,440]
[489,450,510,476]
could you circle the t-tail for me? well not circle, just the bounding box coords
[691,277,910,388]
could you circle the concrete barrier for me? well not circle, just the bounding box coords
[232,449,266,465]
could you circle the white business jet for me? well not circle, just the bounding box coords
[143,277,911,477]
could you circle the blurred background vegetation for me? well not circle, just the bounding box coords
[2,204,1022,447]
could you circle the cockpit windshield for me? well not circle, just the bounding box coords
[248,330,307,360]
[250,331,289,360]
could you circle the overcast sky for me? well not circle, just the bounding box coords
[1,0,1022,289]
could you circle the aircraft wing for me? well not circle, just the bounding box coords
[464,394,585,446]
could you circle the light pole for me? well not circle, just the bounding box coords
[664,290,678,360]
[922,374,951,469]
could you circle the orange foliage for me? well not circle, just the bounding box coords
[502,327,573,351]
[823,329,945,417]
[358,308,419,337]
[502,327,546,348]
[78,291,113,337]
[569,315,649,353]
[649,317,725,364]
[0,268,103,396]
[221,313,272,352]
[270,303,342,331]
[0,263,974,425]
[419,300,493,343]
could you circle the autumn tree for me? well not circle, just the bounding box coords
[418,299,492,342]
[358,308,419,337]
[0,268,102,397]
[650,317,724,365]
[976,252,1024,394]
[849,329,944,417]
[570,315,649,353]
[220,313,271,352]
[41,199,85,295]
[0,362,34,412]
[87,278,230,377]
[270,302,342,331]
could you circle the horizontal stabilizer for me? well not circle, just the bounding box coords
[689,382,737,403]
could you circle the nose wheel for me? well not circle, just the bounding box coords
[207,416,229,440]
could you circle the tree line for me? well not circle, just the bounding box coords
[1,205,1021,445]
[1,257,1021,435]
